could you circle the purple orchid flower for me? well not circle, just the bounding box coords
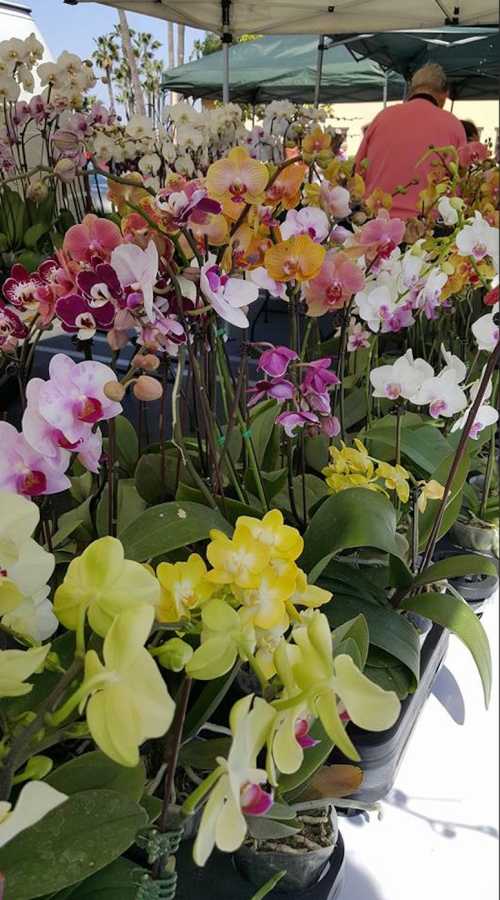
[248,378,296,407]
[301,358,340,395]
[258,345,299,378]
[276,410,319,437]
[56,293,116,339]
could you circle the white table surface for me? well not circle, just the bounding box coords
[341,594,499,900]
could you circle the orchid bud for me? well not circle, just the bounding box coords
[133,375,163,401]
[352,211,367,225]
[14,755,53,783]
[54,157,77,184]
[155,638,193,672]
[103,380,125,402]
[182,266,201,283]
[133,352,160,371]
[26,177,48,203]
[51,129,81,153]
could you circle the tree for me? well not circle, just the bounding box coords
[117,9,146,116]
[92,32,120,114]
[177,24,185,67]
[191,31,261,60]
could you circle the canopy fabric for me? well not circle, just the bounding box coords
[338,27,500,99]
[65,0,499,36]
[161,34,405,103]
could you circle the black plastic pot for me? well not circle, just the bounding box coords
[433,544,498,613]
[175,832,345,899]
[329,624,449,804]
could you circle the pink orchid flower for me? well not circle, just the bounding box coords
[0,421,70,497]
[276,410,319,437]
[240,783,274,816]
[301,358,339,396]
[63,213,122,263]
[304,250,365,316]
[248,378,296,407]
[295,717,320,750]
[258,345,298,378]
[248,266,287,300]
[320,182,351,219]
[280,207,330,243]
[34,354,122,446]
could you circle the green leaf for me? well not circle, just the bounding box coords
[46,752,145,800]
[246,817,300,841]
[274,474,329,520]
[301,488,406,581]
[46,858,144,900]
[389,555,414,589]
[249,871,287,900]
[115,416,139,475]
[52,499,94,548]
[413,554,498,587]
[400,591,492,706]
[321,587,420,687]
[120,501,232,561]
[248,400,278,467]
[332,614,369,669]
[24,222,50,250]
[0,789,147,899]
[96,479,146,538]
[182,666,240,741]
[364,646,414,700]
[304,433,329,473]
[179,737,231,771]
[343,385,368,429]
[135,452,175,504]
[139,794,162,823]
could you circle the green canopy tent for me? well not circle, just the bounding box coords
[329,28,500,100]
[161,34,405,105]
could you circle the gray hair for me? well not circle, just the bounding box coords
[408,63,448,96]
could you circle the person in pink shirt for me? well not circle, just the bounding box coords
[355,63,466,220]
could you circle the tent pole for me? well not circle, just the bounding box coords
[382,70,388,108]
[314,35,325,108]
[221,0,232,103]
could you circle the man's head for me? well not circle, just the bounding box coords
[408,63,449,107]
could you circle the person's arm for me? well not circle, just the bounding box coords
[354,122,373,173]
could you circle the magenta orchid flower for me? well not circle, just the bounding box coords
[200,262,259,329]
[155,183,221,228]
[258,345,298,378]
[275,410,319,437]
[0,422,70,497]
[2,264,43,311]
[56,293,116,339]
[347,322,371,352]
[295,717,320,750]
[301,358,339,396]
[63,213,122,263]
[248,379,296,407]
[111,240,159,322]
[0,304,27,350]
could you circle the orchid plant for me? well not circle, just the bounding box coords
[0,39,498,897]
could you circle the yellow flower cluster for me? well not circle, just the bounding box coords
[322,439,411,503]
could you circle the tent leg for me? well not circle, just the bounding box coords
[314,36,325,108]
[222,41,230,102]
[383,71,388,108]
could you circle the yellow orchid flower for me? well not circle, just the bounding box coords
[275,612,400,762]
[206,147,268,220]
[153,637,193,672]
[206,526,270,590]
[264,234,325,283]
[188,695,276,866]
[0,644,50,698]
[236,509,304,562]
[365,188,392,215]
[302,127,333,165]
[156,553,214,623]
[290,569,332,609]
[265,161,308,210]
[417,479,445,513]
[375,462,411,504]
[238,564,296,630]
[254,621,288,680]
[0,490,54,617]
[80,605,174,767]
[186,598,256,681]
[54,536,160,637]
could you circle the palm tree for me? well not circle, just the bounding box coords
[92,33,119,115]
[177,24,185,67]
[116,9,146,117]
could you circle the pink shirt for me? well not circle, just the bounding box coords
[355,98,466,220]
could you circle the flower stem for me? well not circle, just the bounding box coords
[181,765,223,817]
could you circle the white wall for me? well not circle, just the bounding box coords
[0,0,53,97]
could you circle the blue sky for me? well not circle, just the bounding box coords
[28,0,202,68]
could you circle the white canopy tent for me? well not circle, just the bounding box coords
[64,0,499,101]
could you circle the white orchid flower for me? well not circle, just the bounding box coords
[200,260,259,329]
[111,240,158,322]
[370,350,434,402]
[471,303,499,353]
[0,491,55,619]
[451,403,499,440]
[456,212,499,273]
[414,368,468,418]
[0,781,67,849]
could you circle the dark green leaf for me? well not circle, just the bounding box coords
[413,553,498,587]
[400,591,491,705]
[24,222,50,250]
[114,416,139,475]
[183,665,240,741]
[47,858,144,900]
[246,817,300,840]
[46,752,145,800]
[301,488,406,581]
[179,737,231,771]
[248,400,278,467]
[274,474,329,520]
[0,789,147,899]
[120,501,232,561]
[96,479,146,537]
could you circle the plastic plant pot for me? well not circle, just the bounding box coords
[329,624,449,804]
[235,807,338,894]
[451,517,499,558]
[175,831,345,900]
[433,545,498,613]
